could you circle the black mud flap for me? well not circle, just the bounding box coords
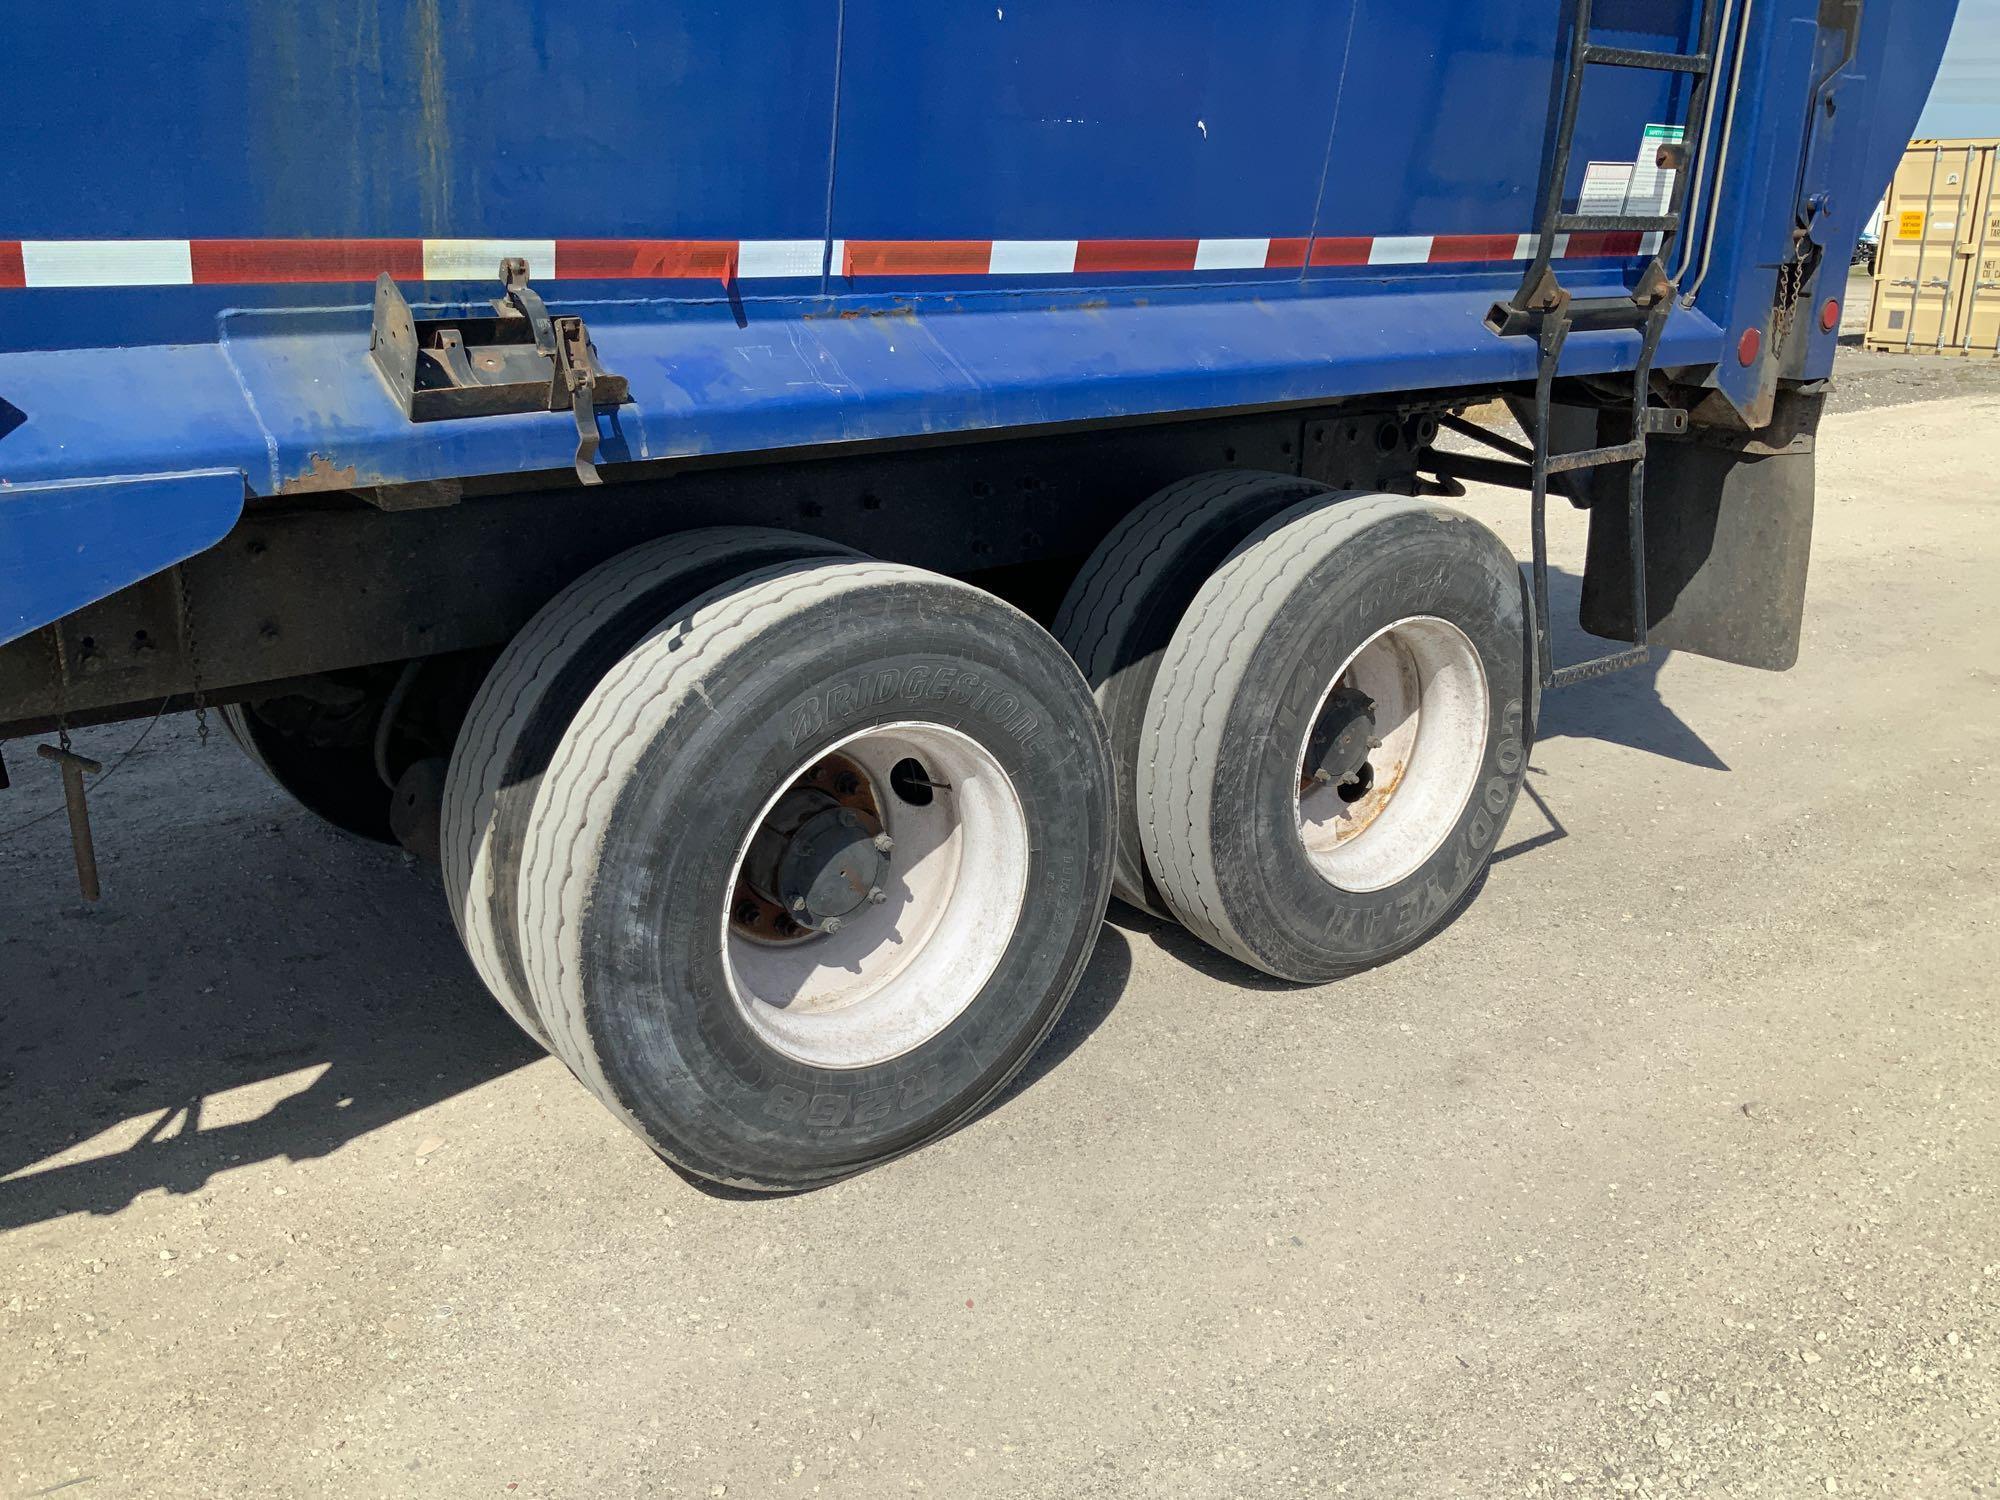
[1580,390,1821,672]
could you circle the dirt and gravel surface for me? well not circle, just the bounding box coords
[3,370,1997,1499]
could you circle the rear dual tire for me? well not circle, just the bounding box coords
[1057,474,1529,982]
[1138,494,1530,982]
[448,539,1114,1191]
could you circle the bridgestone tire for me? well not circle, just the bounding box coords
[518,558,1114,1191]
[1139,494,1530,983]
[442,528,858,1051]
[220,703,396,844]
[1053,471,1335,915]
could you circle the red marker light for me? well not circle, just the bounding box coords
[1820,298,1841,332]
[1737,327,1763,366]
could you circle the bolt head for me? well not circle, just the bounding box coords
[872,833,894,854]
[867,886,888,905]
[789,895,808,914]
[821,917,843,934]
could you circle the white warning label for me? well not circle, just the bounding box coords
[1580,161,1636,215]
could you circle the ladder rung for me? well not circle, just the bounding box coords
[1549,647,1652,689]
[1555,212,1680,234]
[1486,294,1674,337]
[1565,296,1663,332]
[1545,439,1645,475]
[1581,43,1711,74]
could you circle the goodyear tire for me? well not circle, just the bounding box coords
[441,528,857,1050]
[1139,494,1529,982]
[518,557,1114,1191]
[1053,471,1335,916]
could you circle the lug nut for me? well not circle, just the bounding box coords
[867,886,888,905]
[821,917,843,934]
[789,895,808,914]
[872,832,894,854]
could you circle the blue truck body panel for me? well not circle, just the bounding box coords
[0,0,1960,646]
[0,472,246,646]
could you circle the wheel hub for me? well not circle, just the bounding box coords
[736,758,891,939]
[1303,686,1378,794]
[771,801,888,930]
[1294,616,1490,893]
[721,722,1032,1069]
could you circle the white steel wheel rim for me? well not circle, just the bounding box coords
[721,722,1030,1070]
[1293,615,1489,893]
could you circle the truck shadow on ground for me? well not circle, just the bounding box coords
[0,759,1134,1227]
[0,824,546,1231]
[1528,566,1728,773]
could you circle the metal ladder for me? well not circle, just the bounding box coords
[1486,0,1726,690]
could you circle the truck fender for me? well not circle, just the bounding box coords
[0,469,245,647]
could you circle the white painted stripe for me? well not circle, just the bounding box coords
[423,239,556,282]
[1194,237,1271,271]
[1516,233,1574,261]
[988,240,1078,275]
[21,240,193,288]
[1640,231,1663,256]
[738,239,827,278]
[1368,236,1433,266]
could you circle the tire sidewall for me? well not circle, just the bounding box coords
[1212,511,1528,979]
[1080,473,1335,914]
[576,585,1110,1188]
[474,534,853,1042]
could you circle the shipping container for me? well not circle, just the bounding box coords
[1866,138,2000,356]
[0,1,1961,1189]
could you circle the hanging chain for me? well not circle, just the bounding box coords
[43,623,73,754]
[172,563,210,747]
[1772,251,1807,350]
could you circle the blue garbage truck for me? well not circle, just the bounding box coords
[0,1,1957,1189]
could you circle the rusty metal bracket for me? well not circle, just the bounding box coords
[556,314,603,485]
[369,258,628,485]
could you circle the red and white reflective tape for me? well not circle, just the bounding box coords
[0,232,1657,289]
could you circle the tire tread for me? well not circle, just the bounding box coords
[1053,470,1333,911]
[1140,494,1440,971]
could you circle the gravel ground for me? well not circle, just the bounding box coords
[2,380,1997,1499]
